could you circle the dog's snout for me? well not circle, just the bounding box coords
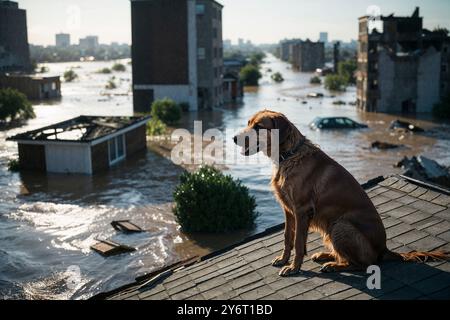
[233,135,238,144]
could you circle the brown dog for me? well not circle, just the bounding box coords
[234,110,448,276]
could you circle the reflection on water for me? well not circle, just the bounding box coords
[0,56,449,299]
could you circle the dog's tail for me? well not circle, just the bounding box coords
[382,249,449,263]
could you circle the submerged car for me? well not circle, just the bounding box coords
[307,92,324,98]
[389,120,425,133]
[309,117,368,130]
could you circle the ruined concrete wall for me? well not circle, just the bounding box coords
[417,47,441,113]
[377,49,417,113]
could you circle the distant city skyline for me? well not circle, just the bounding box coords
[16,0,450,46]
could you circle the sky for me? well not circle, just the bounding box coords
[16,0,450,46]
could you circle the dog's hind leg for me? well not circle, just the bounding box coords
[311,234,336,263]
[320,220,378,273]
[311,252,335,263]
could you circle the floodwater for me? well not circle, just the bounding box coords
[1,55,449,299]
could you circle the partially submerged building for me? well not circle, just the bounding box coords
[278,39,301,62]
[278,39,325,72]
[222,58,244,103]
[0,1,31,73]
[131,0,224,112]
[0,73,61,100]
[291,40,325,72]
[0,1,62,100]
[357,7,450,113]
[7,116,150,175]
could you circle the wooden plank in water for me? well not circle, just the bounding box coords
[91,239,136,257]
[111,220,144,233]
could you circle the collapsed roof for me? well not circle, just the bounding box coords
[7,115,151,143]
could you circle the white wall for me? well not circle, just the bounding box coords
[143,85,197,108]
[45,144,92,174]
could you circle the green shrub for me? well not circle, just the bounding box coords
[433,92,450,119]
[310,76,321,84]
[271,72,284,83]
[63,69,78,82]
[240,64,262,86]
[97,67,112,74]
[7,159,20,172]
[112,63,126,72]
[147,118,167,136]
[0,88,35,122]
[338,59,357,85]
[173,166,258,233]
[105,77,117,90]
[151,98,181,125]
[324,74,347,91]
[249,52,266,66]
[37,66,49,73]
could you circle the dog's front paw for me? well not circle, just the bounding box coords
[279,264,301,277]
[271,256,289,267]
[319,262,338,273]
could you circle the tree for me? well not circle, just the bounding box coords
[324,74,347,91]
[271,72,284,83]
[310,76,322,84]
[105,77,117,90]
[112,63,126,72]
[151,98,181,125]
[249,52,266,66]
[97,67,111,74]
[338,59,357,85]
[0,88,35,122]
[64,69,78,82]
[240,64,262,86]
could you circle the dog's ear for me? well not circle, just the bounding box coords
[272,116,290,143]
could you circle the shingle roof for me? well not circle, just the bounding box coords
[95,175,450,300]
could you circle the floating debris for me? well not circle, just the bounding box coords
[389,120,424,133]
[371,141,403,150]
[91,239,136,257]
[111,220,144,233]
[395,156,450,188]
[307,92,324,98]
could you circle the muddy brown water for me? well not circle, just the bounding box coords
[0,56,449,299]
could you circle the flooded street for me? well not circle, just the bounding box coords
[1,55,449,299]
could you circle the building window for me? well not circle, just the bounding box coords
[108,134,125,165]
[213,28,218,39]
[196,4,205,15]
[198,47,206,60]
[442,64,448,73]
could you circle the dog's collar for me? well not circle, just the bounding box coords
[279,137,307,163]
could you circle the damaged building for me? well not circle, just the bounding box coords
[7,116,150,175]
[131,0,224,112]
[278,39,325,72]
[0,0,62,100]
[0,73,61,100]
[357,7,450,113]
[291,40,325,72]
